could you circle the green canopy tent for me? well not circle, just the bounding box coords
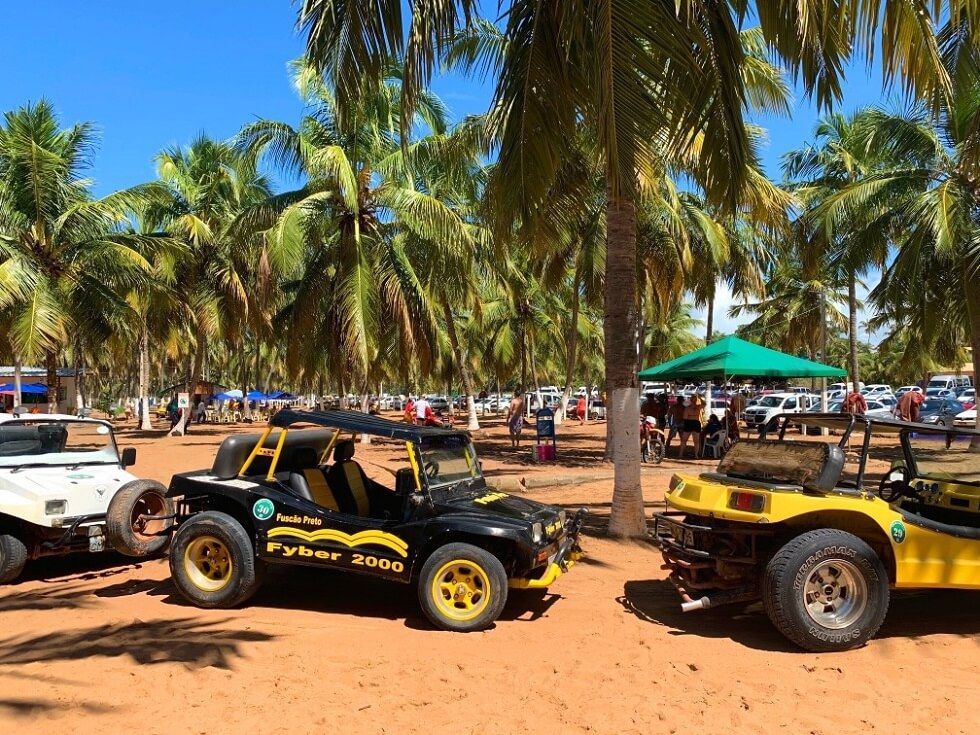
[639,336,847,382]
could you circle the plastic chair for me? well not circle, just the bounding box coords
[703,429,728,459]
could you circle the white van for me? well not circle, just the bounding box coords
[927,374,972,393]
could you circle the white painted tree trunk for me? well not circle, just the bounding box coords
[466,396,479,431]
[139,324,153,430]
[360,392,372,444]
[13,357,22,410]
[608,386,644,532]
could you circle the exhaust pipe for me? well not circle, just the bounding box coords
[681,596,711,613]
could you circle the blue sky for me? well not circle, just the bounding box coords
[2,2,894,334]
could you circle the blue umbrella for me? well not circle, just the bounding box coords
[246,390,267,401]
[266,390,296,400]
[0,383,47,394]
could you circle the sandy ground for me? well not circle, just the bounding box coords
[0,412,977,734]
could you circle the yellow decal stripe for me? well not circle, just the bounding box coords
[267,527,409,557]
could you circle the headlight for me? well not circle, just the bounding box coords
[922,415,939,423]
[558,509,566,526]
[45,500,67,515]
[532,522,543,543]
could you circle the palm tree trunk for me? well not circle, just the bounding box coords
[139,323,153,431]
[964,262,980,447]
[240,355,252,420]
[170,338,204,436]
[45,351,58,414]
[848,271,860,388]
[605,193,645,538]
[13,356,22,411]
[441,300,479,430]
[520,339,527,393]
[705,291,715,342]
[559,267,582,425]
[74,336,86,411]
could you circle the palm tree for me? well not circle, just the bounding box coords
[783,111,894,389]
[298,1,951,536]
[819,100,980,434]
[0,100,158,412]
[146,136,271,434]
[732,250,849,360]
[235,64,476,415]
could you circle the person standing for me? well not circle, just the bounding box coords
[167,394,179,428]
[677,395,703,459]
[413,395,431,424]
[665,395,685,453]
[576,395,587,425]
[842,389,867,415]
[897,389,924,422]
[506,389,525,448]
[404,395,416,424]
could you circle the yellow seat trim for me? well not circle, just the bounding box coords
[303,469,339,512]
[343,463,371,516]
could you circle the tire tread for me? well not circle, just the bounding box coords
[763,528,889,652]
[0,533,28,584]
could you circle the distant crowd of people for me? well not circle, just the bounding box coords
[640,392,734,460]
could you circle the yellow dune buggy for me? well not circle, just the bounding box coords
[653,413,980,652]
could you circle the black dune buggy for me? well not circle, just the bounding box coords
[163,409,584,631]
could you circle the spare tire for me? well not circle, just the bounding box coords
[106,480,174,557]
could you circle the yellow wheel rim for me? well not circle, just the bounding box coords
[183,535,233,592]
[430,559,492,622]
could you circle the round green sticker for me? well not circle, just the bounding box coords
[252,498,275,521]
[889,520,907,544]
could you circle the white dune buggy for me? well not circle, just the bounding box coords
[0,414,174,583]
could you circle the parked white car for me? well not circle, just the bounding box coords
[589,400,607,420]
[863,399,897,420]
[958,387,976,404]
[743,393,811,430]
[895,385,923,398]
[0,414,172,583]
[954,408,977,428]
[861,384,894,398]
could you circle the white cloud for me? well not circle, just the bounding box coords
[690,282,750,335]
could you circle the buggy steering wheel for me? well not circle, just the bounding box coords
[878,466,910,503]
[422,459,439,478]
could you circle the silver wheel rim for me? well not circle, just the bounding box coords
[801,558,867,629]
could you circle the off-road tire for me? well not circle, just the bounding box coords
[106,480,174,557]
[763,529,889,652]
[0,533,28,584]
[170,511,263,609]
[418,542,508,632]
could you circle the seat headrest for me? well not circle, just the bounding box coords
[292,445,320,470]
[334,439,355,463]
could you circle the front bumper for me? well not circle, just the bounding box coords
[41,513,108,553]
[509,508,586,589]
